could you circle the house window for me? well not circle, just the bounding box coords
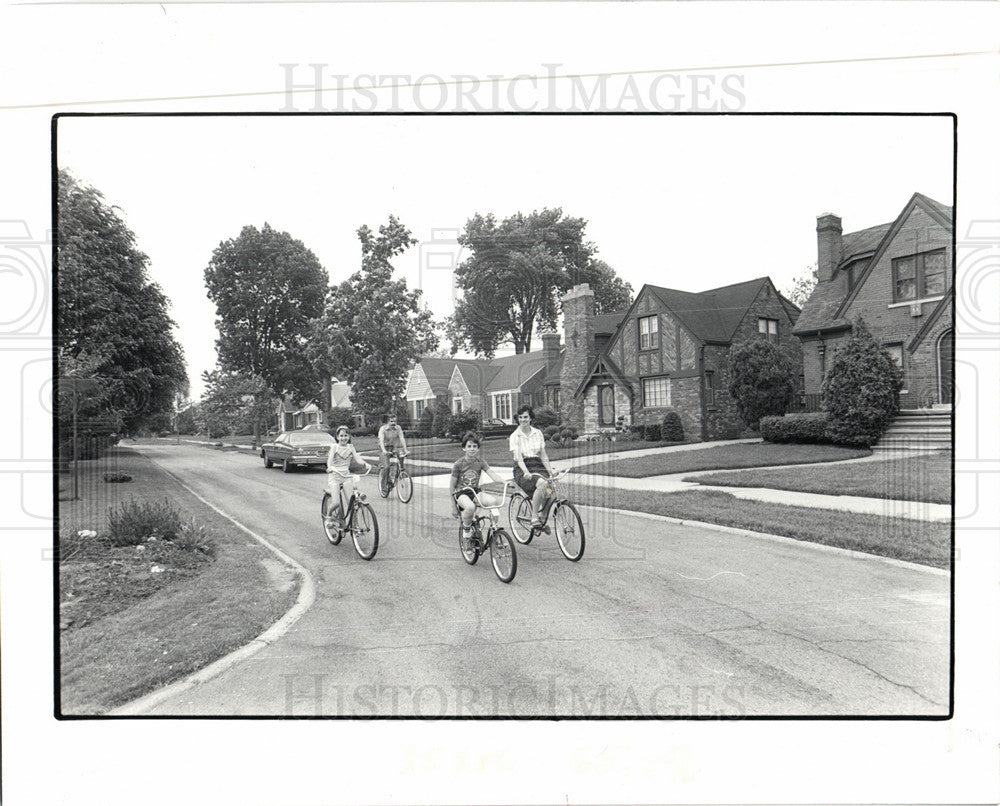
[598,385,616,426]
[758,317,779,344]
[705,370,715,408]
[414,399,426,419]
[638,315,659,350]
[818,344,826,378]
[892,250,947,302]
[884,343,907,391]
[552,389,561,409]
[452,397,464,414]
[492,392,511,421]
[641,376,671,407]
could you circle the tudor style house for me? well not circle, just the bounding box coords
[406,276,801,441]
[570,278,802,440]
[792,193,953,409]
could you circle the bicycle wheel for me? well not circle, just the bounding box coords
[508,493,534,544]
[553,502,585,561]
[396,470,413,503]
[350,502,379,560]
[321,493,342,545]
[489,529,517,583]
[377,466,390,498]
[458,523,478,566]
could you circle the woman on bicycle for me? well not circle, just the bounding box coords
[509,405,557,530]
[450,431,506,546]
[326,426,371,528]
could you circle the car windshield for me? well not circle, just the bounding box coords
[287,432,335,445]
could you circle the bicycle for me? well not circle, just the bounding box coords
[507,469,585,561]
[457,481,519,583]
[377,450,412,503]
[321,467,380,560]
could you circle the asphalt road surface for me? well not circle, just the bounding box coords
[126,441,950,718]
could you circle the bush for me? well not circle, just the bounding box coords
[760,412,834,444]
[448,408,483,439]
[559,426,579,441]
[431,402,452,439]
[418,406,435,438]
[532,406,561,429]
[644,423,662,441]
[106,498,183,547]
[102,472,132,483]
[661,409,684,441]
[822,319,903,447]
[728,339,795,429]
[542,425,560,441]
[327,407,355,429]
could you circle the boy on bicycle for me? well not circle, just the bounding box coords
[450,431,506,548]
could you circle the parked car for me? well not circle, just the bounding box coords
[260,429,336,472]
[448,417,517,441]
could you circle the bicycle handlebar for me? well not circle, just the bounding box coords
[470,480,518,511]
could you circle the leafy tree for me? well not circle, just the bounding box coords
[57,169,188,439]
[822,319,903,446]
[204,223,328,399]
[198,370,277,439]
[308,216,439,421]
[447,208,633,356]
[784,264,818,308]
[728,339,796,429]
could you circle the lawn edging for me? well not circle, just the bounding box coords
[107,466,317,717]
[575,503,949,577]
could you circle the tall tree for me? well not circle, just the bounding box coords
[204,223,328,399]
[784,263,818,308]
[447,208,632,356]
[308,216,439,419]
[198,370,277,439]
[57,169,188,437]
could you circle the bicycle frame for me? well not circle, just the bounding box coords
[468,481,517,537]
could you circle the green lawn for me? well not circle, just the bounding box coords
[575,442,871,477]
[684,451,952,504]
[406,436,687,466]
[58,448,300,714]
[570,486,951,569]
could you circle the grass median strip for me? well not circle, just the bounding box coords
[59,448,301,715]
[571,486,950,570]
[575,443,870,477]
[684,452,951,504]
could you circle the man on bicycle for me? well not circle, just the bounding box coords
[377,412,409,477]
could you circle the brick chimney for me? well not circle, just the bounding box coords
[560,284,595,425]
[816,213,843,283]
[541,332,560,374]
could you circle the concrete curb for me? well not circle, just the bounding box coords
[576,504,949,577]
[106,467,317,717]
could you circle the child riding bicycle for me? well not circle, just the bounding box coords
[326,426,371,529]
[450,431,507,548]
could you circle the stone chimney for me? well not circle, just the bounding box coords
[541,332,561,374]
[816,213,843,283]
[560,284,595,425]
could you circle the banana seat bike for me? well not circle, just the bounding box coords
[508,469,585,561]
[321,466,379,560]
[377,449,412,503]
[458,481,519,583]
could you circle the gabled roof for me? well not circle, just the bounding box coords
[593,310,627,336]
[793,193,953,336]
[574,352,633,399]
[415,357,481,395]
[908,287,953,352]
[482,352,547,393]
[647,276,772,343]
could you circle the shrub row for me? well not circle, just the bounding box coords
[760,413,836,444]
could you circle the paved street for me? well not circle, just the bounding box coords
[119,442,950,718]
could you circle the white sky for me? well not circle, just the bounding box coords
[58,114,954,400]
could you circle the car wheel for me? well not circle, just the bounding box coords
[282,459,293,473]
[263,453,273,468]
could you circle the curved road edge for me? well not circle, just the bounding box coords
[576,504,949,577]
[107,464,317,717]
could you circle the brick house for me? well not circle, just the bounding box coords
[792,193,954,408]
[572,278,802,440]
[404,302,625,424]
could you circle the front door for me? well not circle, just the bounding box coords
[598,385,616,427]
[937,329,954,404]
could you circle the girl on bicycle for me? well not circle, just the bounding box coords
[508,404,557,530]
[450,431,506,545]
[326,426,371,527]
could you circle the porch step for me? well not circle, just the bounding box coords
[873,408,952,452]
